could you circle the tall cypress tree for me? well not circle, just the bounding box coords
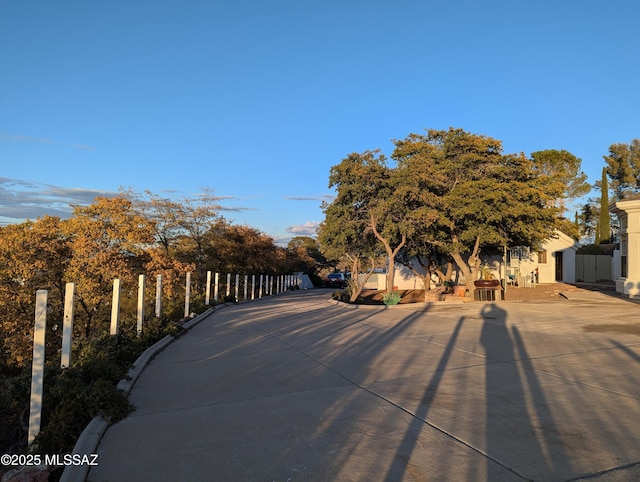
[596,167,610,245]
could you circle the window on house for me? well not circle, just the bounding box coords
[537,250,547,264]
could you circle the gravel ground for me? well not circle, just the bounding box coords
[503,281,618,301]
[502,282,583,301]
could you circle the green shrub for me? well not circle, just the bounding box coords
[140,316,182,343]
[383,291,401,305]
[188,295,208,314]
[34,366,132,454]
[1,316,181,458]
[73,333,141,380]
[0,371,30,454]
[161,293,208,322]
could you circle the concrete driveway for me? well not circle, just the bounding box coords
[88,289,640,481]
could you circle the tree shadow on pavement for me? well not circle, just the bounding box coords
[480,303,572,480]
[381,315,466,481]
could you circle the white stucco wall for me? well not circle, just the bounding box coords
[611,199,640,298]
[393,263,429,290]
[387,230,579,290]
[359,273,387,290]
[510,232,579,283]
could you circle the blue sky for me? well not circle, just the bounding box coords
[1,1,639,243]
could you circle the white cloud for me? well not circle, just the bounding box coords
[286,221,320,236]
[272,234,292,246]
[218,205,260,212]
[0,177,117,222]
[285,194,335,203]
[1,132,95,151]
[0,133,54,144]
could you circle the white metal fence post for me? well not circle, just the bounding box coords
[28,290,47,446]
[205,270,212,306]
[251,274,256,300]
[110,279,121,335]
[155,274,162,318]
[137,274,146,336]
[184,272,191,318]
[61,282,75,369]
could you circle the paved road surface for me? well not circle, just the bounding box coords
[88,289,640,481]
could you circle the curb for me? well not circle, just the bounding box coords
[60,307,219,482]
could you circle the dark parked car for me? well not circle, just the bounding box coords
[324,273,347,288]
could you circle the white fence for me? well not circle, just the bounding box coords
[25,271,302,446]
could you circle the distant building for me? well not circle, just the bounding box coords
[508,230,580,285]
[388,230,580,290]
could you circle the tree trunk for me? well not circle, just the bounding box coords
[347,255,376,302]
[397,256,439,302]
[432,259,455,284]
[370,215,406,292]
[404,262,432,300]
[386,256,396,293]
[450,235,482,297]
[78,298,96,338]
[429,260,454,302]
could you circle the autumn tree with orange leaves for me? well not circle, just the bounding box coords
[0,216,70,367]
[0,191,316,371]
